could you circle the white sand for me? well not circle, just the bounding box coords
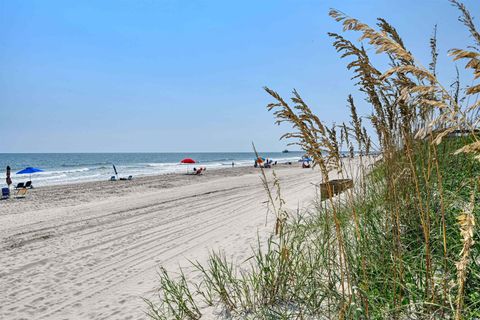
[0,160,366,319]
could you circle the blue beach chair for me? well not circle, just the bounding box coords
[1,187,10,199]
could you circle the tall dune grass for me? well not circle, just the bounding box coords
[146,1,479,318]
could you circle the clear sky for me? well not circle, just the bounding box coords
[1,0,479,152]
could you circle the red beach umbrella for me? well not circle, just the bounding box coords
[180,158,196,164]
[180,158,196,174]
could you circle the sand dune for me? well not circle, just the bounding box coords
[0,164,330,319]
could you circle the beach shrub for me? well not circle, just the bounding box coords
[146,1,480,318]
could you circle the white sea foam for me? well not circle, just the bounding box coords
[3,154,303,187]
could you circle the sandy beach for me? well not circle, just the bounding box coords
[0,158,369,320]
[1,162,342,320]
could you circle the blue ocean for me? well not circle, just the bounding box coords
[0,152,304,187]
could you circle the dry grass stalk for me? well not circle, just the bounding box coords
[455,192,476,320]
[454,140,480,162]
[450,0,480,47]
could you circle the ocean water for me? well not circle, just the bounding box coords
[0,152,304,187]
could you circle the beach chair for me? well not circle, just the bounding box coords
[15,188,28,198]
[25,181,33,189]
[15,182,25,189]
[110,176,117,181]
[127,175,133,180]
[1,188,9,199]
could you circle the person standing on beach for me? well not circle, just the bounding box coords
[232,162,235,167]
[6,166,12,189]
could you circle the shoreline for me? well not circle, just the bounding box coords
[1,153,305,188]
[0,164,296,216]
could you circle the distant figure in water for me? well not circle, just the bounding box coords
[232,162,235,167]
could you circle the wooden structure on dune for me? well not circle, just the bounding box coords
[319,179,353,200]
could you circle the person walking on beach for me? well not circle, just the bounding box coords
[232,162,235,168]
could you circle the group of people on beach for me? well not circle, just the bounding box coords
[2,165,31,199]
[253,158,277,168]
[252,157,314,169]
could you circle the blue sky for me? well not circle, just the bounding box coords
[1,0,479,152]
